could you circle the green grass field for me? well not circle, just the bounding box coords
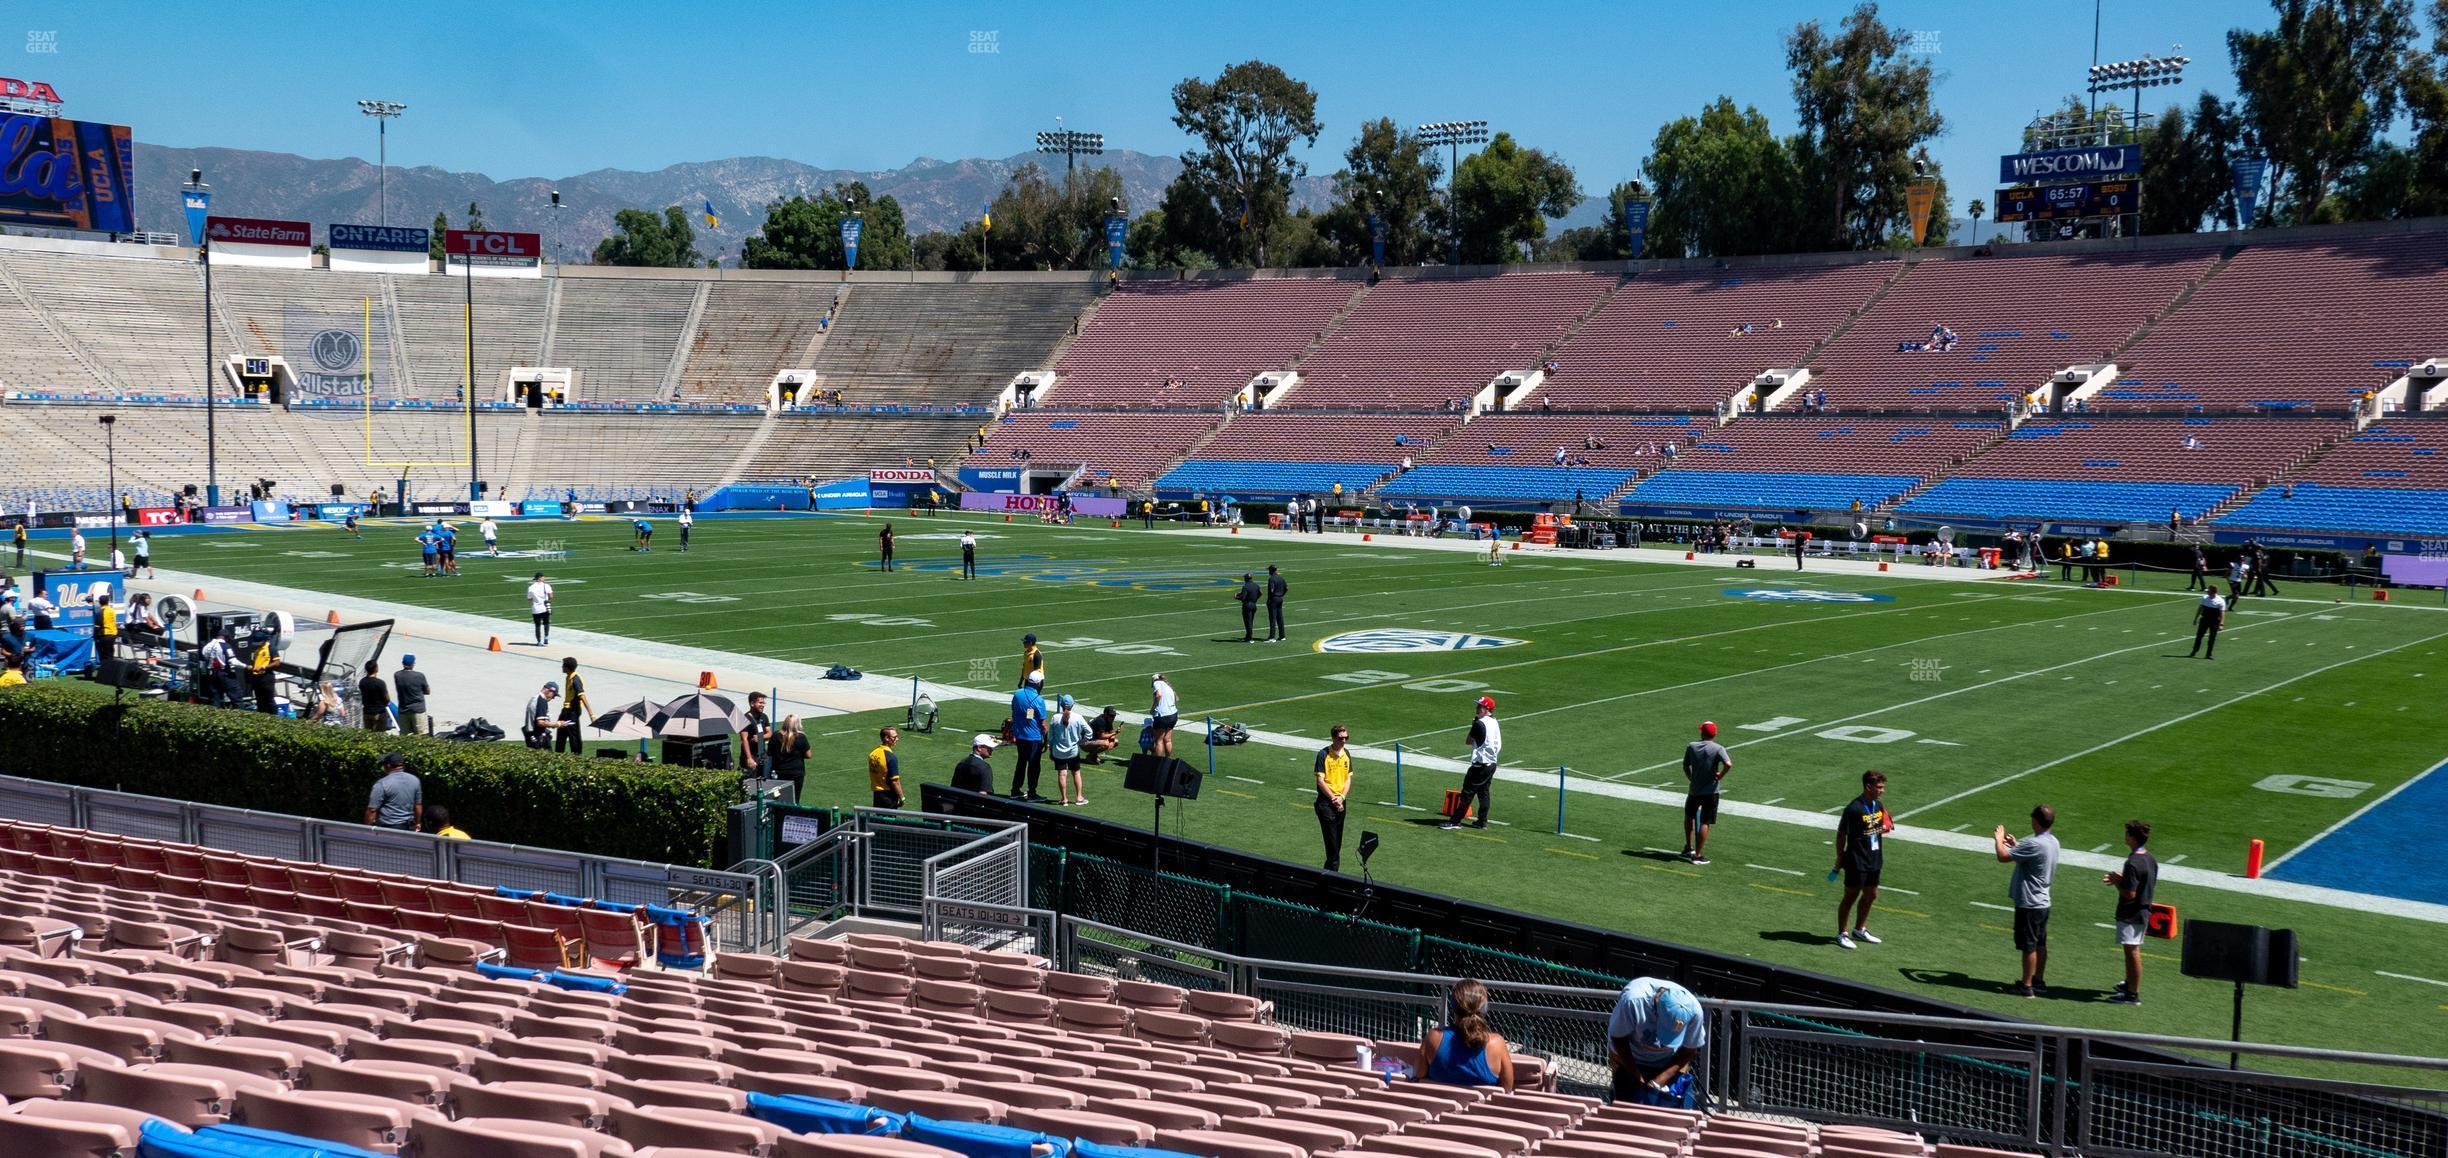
[160,511,2448,1061]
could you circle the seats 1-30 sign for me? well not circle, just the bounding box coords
[1993,181,2139,223]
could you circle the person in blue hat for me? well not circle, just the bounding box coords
[1047,692,1094,806]
[392,655,430,737]
[1607,977,1708,1108]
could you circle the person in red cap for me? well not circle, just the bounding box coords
[1681,721,1733,864]
[1443,696,1503,831]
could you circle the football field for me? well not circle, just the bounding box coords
[162,511,2448,1059]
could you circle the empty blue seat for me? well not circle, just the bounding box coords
[2218,484,2448,536]
[1623,470,1921,511]
[1156,461,1394,497]
[1901,479,2233,521]
[1379,466,1637,503]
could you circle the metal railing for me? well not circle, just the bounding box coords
[918,897,2448,1157]
[0,774,783,955]
[767,808,1027,941]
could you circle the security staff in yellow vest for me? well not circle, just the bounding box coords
[1316,724,1356,872]
[249,638,280,714]
[94,600,119,666]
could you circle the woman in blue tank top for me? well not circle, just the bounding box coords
[1418,978,1515,1091]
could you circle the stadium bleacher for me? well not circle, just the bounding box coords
[1801,250,2217,412]
[814,282,1098,409]
[2217,419,2448,536]
[1900,417,2339,522]
[1622,418,2004,513]
[1374,414,1703,505]
[1154,413,1458,498]
[0,816,1977,1158]
[1052,279,1362,409]
[965,410,1221,491]
[0,249,235,397]
[550,279,699,402]
[1285,273,1618,409]
[1542,264,1897,410]
[681,282,838,405]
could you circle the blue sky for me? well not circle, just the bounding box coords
[33,0,2261,218]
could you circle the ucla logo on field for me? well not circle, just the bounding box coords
[1724,588,1896,604]
[1315,629,1527,654]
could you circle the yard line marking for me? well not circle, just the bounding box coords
[1759,797,1785,807]
[1542,847,1600,861]
[2263,752,2448,875]
[1216,789,1257,800]
[1898,619,2447,821]
[2090,843,2113,853]
[1970,901,2015,912]
[2377,971,2448,988]
[2165,854,2187,864]
[1979,923,2011,934]
[1645,864,1700,878]
[1749,883,1813,897]
[1643,847,1686,857]
[1224,775,1267,785]
[1557,832,1600,843]
[1881,886,1920,895]
[2298,980,2367,997]
[1879,907,1930,919]
[1747,864,1806,876]
[1949,824,1972,832]
[2094,922,2117,930]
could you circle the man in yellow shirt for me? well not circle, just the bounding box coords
[95,600,119,666]
[1315,724,1355,871]
[1017,633,1043,689]
[0,664,25,688]
[428,805,471,840]
[868,726,904,809]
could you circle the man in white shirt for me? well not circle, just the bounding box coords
[69,529,85,567]
[677,509,694,552]
[1149,674,1179,759]
[1443,696,1503,831]
[2190,589,2226,659]
[959,531,978,580]
[480,518,500,556]
[526,572,554,646]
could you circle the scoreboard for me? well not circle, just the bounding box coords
[1994,180,2138,222]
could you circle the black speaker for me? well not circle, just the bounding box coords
[330,484,345,498]
[1125,753,1201,799]
[661,737,733,769]
[196,611,257,649]
[2181,921,2300,988]
[95,658,151,688]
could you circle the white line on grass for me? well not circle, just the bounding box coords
[1899,622,2448,820]
[2261,752,2448,875]
[1970,901,2015,911]
[1747,864,1805,876]
[2376,971,2448,987]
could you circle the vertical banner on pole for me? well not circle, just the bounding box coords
[2230,157,2268,230]
[1556,765,1568,834]
[1906,182,1937,246]
[1104,214,1128,269]
[1624,200,1652,259]
[181,188,212,247]
[1367,212,1386,268]
[840,216,863,270]
[1393,742,1404,808]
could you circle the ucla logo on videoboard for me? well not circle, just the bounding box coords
[1723,588,1895,604]
[1314,629,1527,654]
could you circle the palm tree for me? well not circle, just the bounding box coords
[1968,198,1987,244]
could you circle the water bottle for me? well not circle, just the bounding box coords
[1355,1043,1373,1071]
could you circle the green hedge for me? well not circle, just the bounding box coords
[0,681,735,866]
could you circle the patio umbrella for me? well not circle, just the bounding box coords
[590,699,661,739]
[650,691,747,740]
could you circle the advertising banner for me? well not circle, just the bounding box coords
[471,500,515,518]
[181,187,211,246]
[205,216,309,247]
[329,223,430,253]
[199,506,250,524]
[959,467,1024,492]
[444,229,541,258]
[1998,144,2141,183]
[1105,214,1127,269]
[135,507,180,527]
[1905,182,1936,245]
[249,501,292,522]
[960,492,1128,517]
[1624,200,1651,259]
[868,468,937,484]
[520,500,564,518]
[2230,156,2268,228]
[2383,553,2448,587]
[285,305,390,405]
[314,504,360,520]
[0,114,136,234]
[412,502,468,516]
[841,216,863,270]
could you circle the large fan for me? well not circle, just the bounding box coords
[154,594,195,634]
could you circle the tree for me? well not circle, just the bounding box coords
[463,201,487,233]
[427,210,448,262]
[1124,206,1216,272]
[2140,94,2244,232]
[1784,3,1948,250]
[2393,0,2448,216]
[1448,132,1581,265]
[1551,181,1651,261]
[742,182,912,271]
[592,206,702,268]
[1967,197,1986,241]
[1168,60,1323,267]
[2229,0,2419,223]
[1312,118,1447,267]
[1642,98,1806,258]
[970,163,1128,271]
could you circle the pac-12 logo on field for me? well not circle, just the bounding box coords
[1723,588,1895,604]
[1314,629,1526,654]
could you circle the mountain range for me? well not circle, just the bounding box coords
[128,142,1352,257]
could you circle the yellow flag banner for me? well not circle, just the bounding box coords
[1906,182,1937,245]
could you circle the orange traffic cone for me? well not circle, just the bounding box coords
[699,671,719,690]
[326,610,342,625]
[2375,589,2390,602]
[1878,561,1889,572]
[1684,551,1695,560]
[1110,519,1119,528]
[1231,527,1239,535]
[1004,514,1012,522]
[1362,533,1372,542]
[1509,542,1520,551]
[192,588,205,601]
[486,636,502,652]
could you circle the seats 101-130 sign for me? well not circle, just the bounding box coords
[1993,180,2139,222]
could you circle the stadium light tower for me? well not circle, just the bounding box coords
[1415,119,1490,266]
[98,415,117,557]
[187,167,220,507]
[1035,118,1105,187]
[547,189,563,265]
[357,99,406,226]
[2086,52,2186,140]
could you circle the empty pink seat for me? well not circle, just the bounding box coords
[452,1080,635,1130]
[0,1098,164,1158]
[1004,1106,1158,1146]
[1152,1128,1309,1158]
[862,1087,1010,1124]
[412,1114,638,1158]
[236,1088,423,1154]
[609,1103,783,1153]
[774,1137,964,1158]
[79,1062,282,1127]
[786,937,850,963]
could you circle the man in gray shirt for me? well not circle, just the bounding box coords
[392,655,431,737]
[1680,721,1733,865]
[365,752,422,831]
[1994,803,2061,998]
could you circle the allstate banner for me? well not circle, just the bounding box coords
[1104,214,1127,269]
[0,115,137,234]
[2231,157,2268,228]
[182,188,211,246]
[284,305,392,407]
[329,223,430,253]
[841,217,862,270]
[1624,200,1651,259]
[1999,144,2141,183]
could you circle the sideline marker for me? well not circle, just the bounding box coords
[193,588,205,601]
[2374,589,2390,602]
[326,610,341,625]
[1878,561,1889,572]
[1362,533,1372,542]
[2245,838,2265,879]
[699,671,719,690]
[486,636,502,652]
[1684,551,1695,560]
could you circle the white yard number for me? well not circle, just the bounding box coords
[827,612,933,627]
[1043,636,1183,658]
[1817,725,1915,745]
[641,591,738,604]
[281,550,347,559]
[1316,670,1506,695]
[2252,774,2371,799]
[1322,670,1408,685]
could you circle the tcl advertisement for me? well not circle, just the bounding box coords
[444,229,540,259]
[135,507,180,526]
